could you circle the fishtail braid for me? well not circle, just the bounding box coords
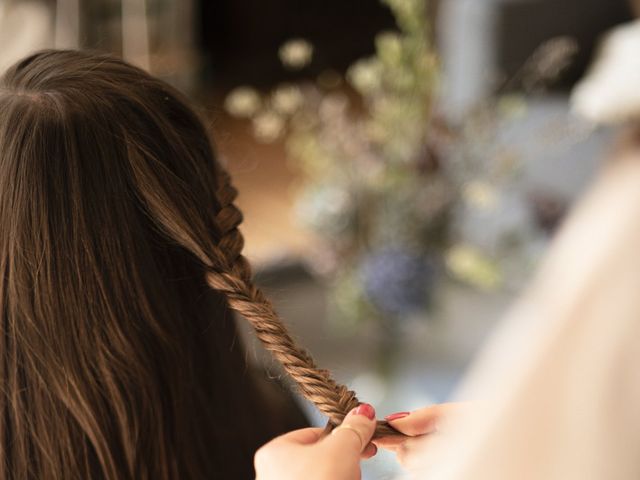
[205,170,399,437]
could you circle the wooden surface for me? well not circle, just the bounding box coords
[211,113,314,265]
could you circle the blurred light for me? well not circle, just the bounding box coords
[251,111,285,143]
[463,180,499,211]
[278,38,313,70]
[271,84,303,115]
[347,58,382,94]
[224,86,262,118]
[446,245,502,291]
[375,31,403,65]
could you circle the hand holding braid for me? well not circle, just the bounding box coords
[205,171,400,437]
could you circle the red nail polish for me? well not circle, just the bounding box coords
[354,403,376,420]
[370,443,378,456]
[385,412,410,421]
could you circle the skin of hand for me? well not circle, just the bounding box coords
[374,402,467,468]
[254,403,378,480]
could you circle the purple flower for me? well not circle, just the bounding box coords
[359,248,435,316]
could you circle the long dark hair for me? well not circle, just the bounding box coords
[0,48,392,479]
[0,49,315,480]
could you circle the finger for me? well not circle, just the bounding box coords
[377,444,402,457]
[325,403,377,454]
[254,427,325,470]
[373,435,406,450]
[384,402,466,437]
[361,442,378,459]
[273,427,325,446]
[395,435,434,468]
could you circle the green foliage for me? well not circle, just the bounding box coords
[224,0,577,327]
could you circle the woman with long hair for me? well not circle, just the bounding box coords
[0,48,327,479]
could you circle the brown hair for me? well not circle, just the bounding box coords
[0,49,393,480]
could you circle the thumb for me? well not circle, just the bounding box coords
[324,403,377,455]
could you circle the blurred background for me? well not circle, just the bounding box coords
[1,0,636,476]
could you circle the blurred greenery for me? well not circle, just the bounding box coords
[224,0,578,332]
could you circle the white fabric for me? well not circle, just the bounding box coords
[410,152,640,479]
[572,20,640,124]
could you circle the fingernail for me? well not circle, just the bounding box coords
[354,403,376,420]
[385,411,410,421]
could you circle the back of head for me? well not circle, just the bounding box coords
[0,49,381,480]
[0,49,291,480]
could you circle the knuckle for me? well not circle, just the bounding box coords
[331,429,363,452]
[345,417,374,436]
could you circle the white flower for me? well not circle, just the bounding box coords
[252,111,285,143]
[319,93,348,121]
[347,58,382,93]
[224,86,261,118]
[279,39,314,70]
[463,180,499,211]
[445,245,502,291]
[271,84,304,115]
[375,31,403,64]
[571,20,640,124]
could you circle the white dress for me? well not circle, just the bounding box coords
[410,22,640,480]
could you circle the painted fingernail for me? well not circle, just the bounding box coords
[385,412,410,421]
[354,403,376,420]
[370,443,378,456]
